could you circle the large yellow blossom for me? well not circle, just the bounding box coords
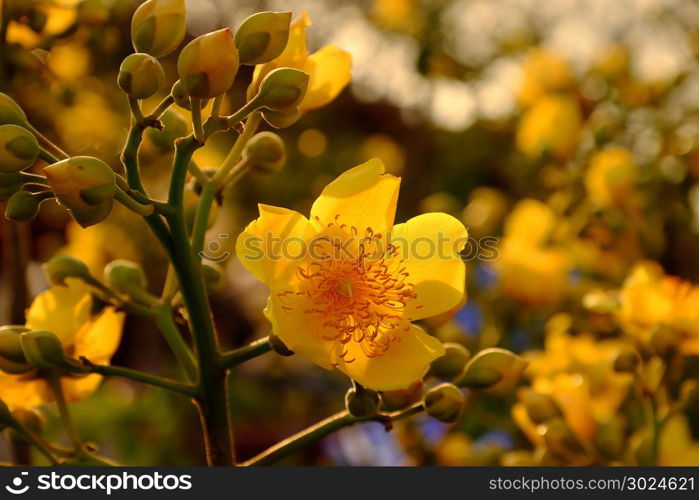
[0,279,124,408]
[252,12,352,112]
[236,159,468,390]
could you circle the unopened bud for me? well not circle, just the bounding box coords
[424,383,465,423]
[455,348,528,395]
[540,418,586,457]
[171,80,208,110]
[519,388,562,424]
[145,109,188,152]
[430,343,471,381]
[613,348,640,373]
[43,254,91,286]
[131,0,186,58]
[255,68,309,111]
[679,380,699,408]
[261,106,302,129]
[0,93,28,127]
[269,334,294,356]
[235,11,292,65]
[5,191,40,222]
[0,326,33,375]
[118,53,165,99]
[0,125,39,173]
[245,132,286,174]
[19,330,66,370]
[380,381,423,411]
[104,259,147,295]
[345,386,380,418]
[0,172,24,201]
[177,28,239,99]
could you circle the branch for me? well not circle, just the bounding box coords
[217,337,272,370]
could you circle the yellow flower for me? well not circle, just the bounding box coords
[252,12,352,112]
[585,147,637,208]
[658,414,699,466]
[516,95,582,160]
[518,49,574,108]
[236,159,468,390]
[0,279,124,408]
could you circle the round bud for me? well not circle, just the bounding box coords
[171,80,208,110]
[145,108,188,152]
[613,348,640,373]
[0,326,33,374]
[256,68,309,110]
[261,106,302,129]
[177,28,239,99]
[454,348,528,396]
[19,330,66,370]
[104,259,147,294]
[43,254,91,286]
[0,172,24,201]
[424,383,465,423]
[345,386,380,418]
[268,334,294,356]
[131,0,186,58]
[117,53,165,99]
[519,388,562,424]
[5,191,40,222]
[235,11,292,65]
[430,343,471,381]
[245,132,286,174]
[0,93,28,127]
[540,418,586,457]
[0,124,39,173]
[380,381,423,411]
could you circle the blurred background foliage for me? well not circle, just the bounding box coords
[1,0,699,465]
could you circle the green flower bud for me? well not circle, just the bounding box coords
[679,380,699,408]
[11,408,44,435]
[104,259,147,295]
[235,11,292,65]
[171,80,208,110]
[5,191,40,222]
[177,28,239,99]
[345,386,380,418]
[0,124,39,173]
[540,418,586,457]
[0,326,33,375]
[255,68,309,111]
[145,108,188,152]
[0,93,28,127]
[43,254,91,286]
[69,201,113,229]
[613,348,640,373]
[117,53,165,99]
[0,172,24,201]
[269,334,294,356]
[380,381,423,411]
[131,0,186,58]
[261,106,302,129]
[424,383,465,423]
[430,342,471,381]
[455,348,528,395]
[519,388,562,424]
[245,132,286,174]
[201,261,223,292]
[19,330,66,370]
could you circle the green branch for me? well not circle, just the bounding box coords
[218,337,272,370]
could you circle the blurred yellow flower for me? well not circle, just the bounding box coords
[516,95,582,160]
[371,0,424,34]
[518,49,574,108]
[6,3,77,49]
[236,159,470,390]
[252,12,352,112]
[0,279,124,409]
[48,42,92,81]
[360,134,406,175]
[658,414,699,466]
[585,147,638,208]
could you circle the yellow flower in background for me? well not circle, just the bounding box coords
[252,12,352,112]
[237,159,469,390]
[658,414,699,466]
[518,49,574,108]
[6,2,78,49]
[0,279,124,409]
[516,95,582,160]
[371,0,424,34]
[585,147,638,208]
[47,42,92,81]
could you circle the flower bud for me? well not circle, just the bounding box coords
[131,0,186,58]
[69,202,114,229]
[0,124,39,173]
[261,106,302,129]
[424,383,465,423]
[430,343,471,381]
[201,261,223,292]
[43,254,91,286]
[540,418,586,457]
[5,191,40,222]
[0,172,24,201]
[519,388,562,424]
[380,381,423,411]
[235,11,292,65]
[0,326,33,375]
[104,259,147,295]
[0,93,28,127]
[679,380,699,409]
[245,132,286,174]
[269,334,294,356]
[145,108,188,152]
[345,386,380,418]
[177,28,239,99]
[171,80,208,110]
[455,348,528,395]
[613,348,640,373]
[255,68,309,111]
[19,330,66,370]
[118,53,165,99]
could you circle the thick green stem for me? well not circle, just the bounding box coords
[8,421,59,465]
[154,305,198,381]
[191,181,216,258]
[241,404,425,466]
[190,98,205,143]
[46,374,82,450]
[218,337,272,370]
[26,123,68,159]
[114,186,156,216]
[212,112,262,183]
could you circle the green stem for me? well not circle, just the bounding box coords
[8,421,59,465]
[241,404,425,466]
[46,373,82,450]
[154,305,198,381]
[225,96,261,129]
[114,186,155,216]
[190,98,205,143]
[39,147,59,164]
[211,95,223,119]
[218,337,272,370]
[149,94,174,120]
[213,112,261,183]
[26,123,68,159]
[128,96,145,123]
[191,181,216,258]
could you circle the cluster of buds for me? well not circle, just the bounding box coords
[0,325,80,375]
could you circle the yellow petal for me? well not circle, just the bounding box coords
[236,204,314,290]
[73,307,125,364]
[334,324,444,391]
[300,45,352,112]
[310,158,400,234]
[391,213,467,320]
[62,374,104,403]
[263,295,335,369]
[274,12,310,68]
[25,279,92,345]
[0,375,50,409]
